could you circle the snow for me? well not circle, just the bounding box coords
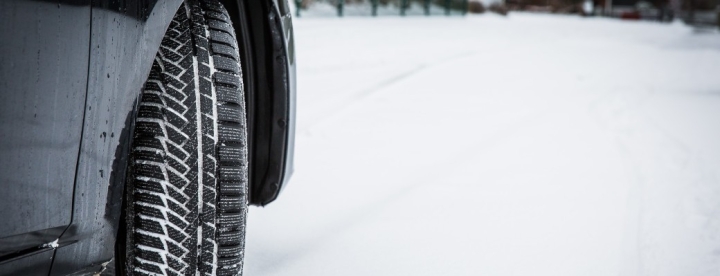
[244,13,720,276]
[43,239,59,249]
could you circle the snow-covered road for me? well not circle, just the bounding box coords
[245,14,720,276]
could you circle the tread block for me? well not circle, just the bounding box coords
[138,105,163,118]
[167,212,190,230]
[205,11,230,22]
[216,86,240,104]
[210,43,239,61]
[137,250,164,264]
[217,212,242,225]
[167,258,186,272]
[166,143,189,161]
[134,149,164,163]
[135,121,164,136]
[209,30,237,48]
[217,267,241,276]
[168,199,190,218]
[166,226,188,244]
[219,181,245,196]
[135,179,165,194]
[135,193,165,207]
[135,261,164,274]
[135,163,165,181]
[219,166,243,181]
[218,125,243,143]
[207,20,235,37]
[135,233,165,250]
[213,71,241,88]
[202,1,228,14]
[136,205,165,220]
[166,241,188,258]
[218,244,242,257]
[213,55,239,73]
[218,195,242,211]
[133,136,163,150]
[200,94,215,114]
[140,91,164,104]
[217,229,242,241]
[217,269,241,276]
[218,146,242,162]
[217,104,242,123]
[136,218,166,235]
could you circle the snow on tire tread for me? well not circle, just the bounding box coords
[128,0,248,275]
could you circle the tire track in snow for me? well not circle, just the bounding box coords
[302,51,477,132]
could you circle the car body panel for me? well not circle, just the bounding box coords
[49,1,184,274]
[0,0,91,266]
[0,250,54,276]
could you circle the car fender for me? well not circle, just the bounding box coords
[220,0,296,206]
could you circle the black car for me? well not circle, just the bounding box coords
[0,0,296,274]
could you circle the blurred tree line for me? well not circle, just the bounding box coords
[296,0,469,12]
[296,0,509,15]
[297,0,718,27]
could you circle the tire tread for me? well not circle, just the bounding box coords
[128,0,248,275]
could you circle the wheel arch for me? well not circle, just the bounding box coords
[219,0,296,206]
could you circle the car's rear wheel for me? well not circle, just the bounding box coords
[123,0,248,275]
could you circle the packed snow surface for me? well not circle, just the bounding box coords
[244,13,720,276]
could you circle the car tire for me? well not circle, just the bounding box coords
[124,0,248,275]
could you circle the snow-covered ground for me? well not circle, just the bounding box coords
[244,13,720,276]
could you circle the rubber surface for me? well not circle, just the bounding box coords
[127,0,248,275]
